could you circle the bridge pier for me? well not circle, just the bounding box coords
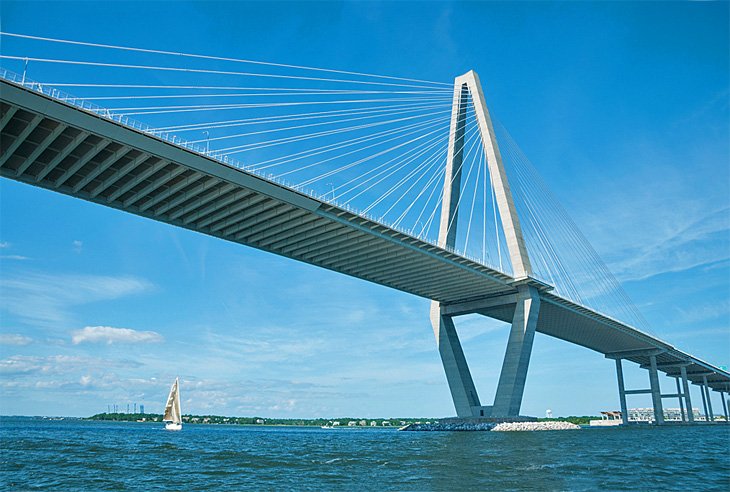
[491,285,541,417]
[674,378,686,421]
[429,301,481,417]
[720,391,729,421]
[614,359,630,425]
[703,376,714,421]
[680,366,695,423]
[698,383,710,421]
[648,355,665,424]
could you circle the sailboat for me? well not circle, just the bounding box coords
[163,377,182,431]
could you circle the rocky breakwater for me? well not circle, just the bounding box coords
[492,421,580,431]
[399,421,496,431]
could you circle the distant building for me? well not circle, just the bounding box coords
[358,420,367,426]
[256,419,265,424]
[370,421,377,426]
[590,411,622,427]
[348,421,357,427]
[628,408,702,422]
[546,409,553,419]
[381,421,391,426]
[140,405,145,414]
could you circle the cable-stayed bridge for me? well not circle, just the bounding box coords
[0,33,728,424]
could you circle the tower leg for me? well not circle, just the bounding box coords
[648,355,664,424]
[681,366,694,423]
[675,377,686,422]
[430,301,481,417]
[492,285,541,417]
[615,359,629,424]
[703,376,714,422]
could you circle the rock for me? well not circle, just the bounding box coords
[399,421,496,431]
[492,421,580,431]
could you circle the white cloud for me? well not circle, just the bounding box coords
[0,333,33,345]
[0,255,30,261]
[71,326,164,345]
[0,241,9,249]
[72,240,83,253]
[0,272,153,327]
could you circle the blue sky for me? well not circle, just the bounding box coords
[0,1,728,418]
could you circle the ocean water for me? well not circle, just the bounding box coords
[1,417,728,491]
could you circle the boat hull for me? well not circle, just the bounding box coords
[165,422,182,431]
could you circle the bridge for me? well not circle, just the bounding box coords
[0,35,728,424]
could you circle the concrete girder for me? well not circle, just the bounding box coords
[253,214,324,250]
[198,193,269,230]
[122,166,187,207]
[70,140,125,192]
[10,121,67,177]
[268,221,344,253]
[214,200,283,235]
[0,107,19,133]
[153,176,220,217]
[168,183,236,221]
[180,189,253,226]
[237,208,312,244]
[225,202,296,237]
[48,132,96,186]
[137,172,204,212]
[299,230,375,263]
[0,114,43,168]
[441,293,519,317]
[106,159,171,203]
[605,348,666,360]
[222,200,291,240]
[89,152,153,198]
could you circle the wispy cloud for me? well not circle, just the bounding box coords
[0,272,154,327]
[0,242,9,249]
[0,333,33,345]
[71,326,164,345]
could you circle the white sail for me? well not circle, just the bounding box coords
[163,377,181,425]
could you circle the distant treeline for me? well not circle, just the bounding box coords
[88,413,599,426]
[88,413,435,426]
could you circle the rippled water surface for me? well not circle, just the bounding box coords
[1,417,728,490]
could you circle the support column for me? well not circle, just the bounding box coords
[675,377,686,422]
[615,359,629,425]
[648,355,664,424]
[699,381,709,421]
[430,74,476,418]
[721,391,728,421]
[703,376,714,422]
[491,285,540,417]
[429,304,481,417]
[680,366,694,423]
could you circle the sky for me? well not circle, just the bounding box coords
[0,1,728,419]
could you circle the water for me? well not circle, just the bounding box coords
[1,417,728,491]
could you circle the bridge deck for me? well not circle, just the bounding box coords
[1,79,728,392]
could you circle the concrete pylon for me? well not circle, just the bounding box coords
[648,355,664,424]
[492,284,541,417]
[430,70,538,419]
[429,74,480,417]
[429,303,481,417]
